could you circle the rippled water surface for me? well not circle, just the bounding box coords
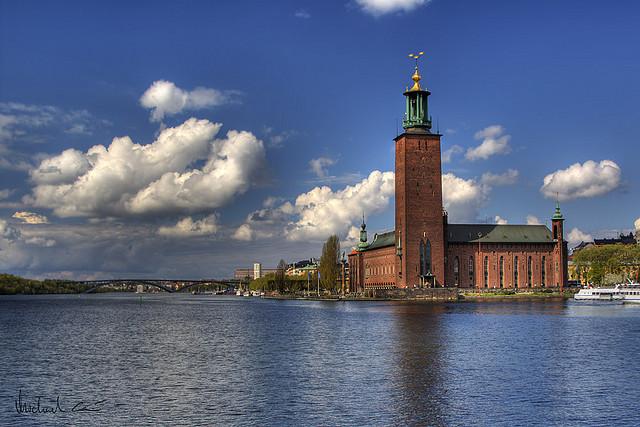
[1,294,640,426]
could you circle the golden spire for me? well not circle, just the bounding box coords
[408,51,425,91]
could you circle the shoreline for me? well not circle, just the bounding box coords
[263,290,575,302]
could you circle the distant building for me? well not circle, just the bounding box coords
[594,232,637,246]
[253,263,262,279]
[286,259,318,276]
[234,268,253,280]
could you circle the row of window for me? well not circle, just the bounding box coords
[452,255,550,288]
[365,264,395,278]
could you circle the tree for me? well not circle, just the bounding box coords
[275,259,287,292]
[319,235,340,293]
[573,244,640,285]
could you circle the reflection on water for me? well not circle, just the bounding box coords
[1,295,639,426]
[389,304,446,425]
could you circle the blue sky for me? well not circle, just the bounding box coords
[1,0,639,279]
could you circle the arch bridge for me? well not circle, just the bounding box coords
[66,279,246,294]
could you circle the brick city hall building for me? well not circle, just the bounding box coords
[348,62,568,291]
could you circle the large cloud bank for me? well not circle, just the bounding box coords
[26,118,265,218]
[235,168,508,243]
[235,170,395,242]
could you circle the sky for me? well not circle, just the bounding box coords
[1,0,639,279]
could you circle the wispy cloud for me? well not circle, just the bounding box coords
[309,157,336,178]
[355,0,430,17]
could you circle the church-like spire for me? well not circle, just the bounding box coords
[357,212,368,250]
[403,52,432,130]
[552,199,564,220]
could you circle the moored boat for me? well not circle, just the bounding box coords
[574,286,623,302]
[617,281,640,303]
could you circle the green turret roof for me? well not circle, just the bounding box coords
[552,201,564,220]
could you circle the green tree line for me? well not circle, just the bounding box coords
[0,274,92,294]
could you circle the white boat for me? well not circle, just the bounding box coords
[616,281,640,303]
[243,291,251,297]
[574,286,623,301]
[235,290,243,296]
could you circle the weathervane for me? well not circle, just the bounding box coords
[408,51,425,69]
[407,51,425,91]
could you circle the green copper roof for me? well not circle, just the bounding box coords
[357,230,395,252]
[447,224,554,243]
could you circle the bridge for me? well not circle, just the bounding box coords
[64,279,247,294]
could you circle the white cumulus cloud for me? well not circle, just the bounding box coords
[465,125,511,161]
[12,211,49,224]
[286,170,395,241]
[494,215,508,225]
[540,160,621,201]
[634,217,640,232]
[236,164,517,243]
[442,173,489,222]
[157,215,218,237]
[356,0,429,16]
[567,227,593,247]
[234,170,394,242]
[140,80,238,122]
[526,215,542,225]
[26,118,265,218]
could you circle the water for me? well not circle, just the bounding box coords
[1,294,639,426]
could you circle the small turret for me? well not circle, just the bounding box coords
[357,213,368,250]
[552,200,564,220]
[402,51,432,130]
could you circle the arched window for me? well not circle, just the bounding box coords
[527,256,532,287]
[425,239,431,274]
[542,256,546,287]
[514,256,519,288]
[419,240,425,277]
[499,256,504,288]
[419,239,432,277]
[483,256,489,288]
[469,256,474,287]
[454,256,459,286]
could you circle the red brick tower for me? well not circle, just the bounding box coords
[395,56,446,288]
[552,201,567,290]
